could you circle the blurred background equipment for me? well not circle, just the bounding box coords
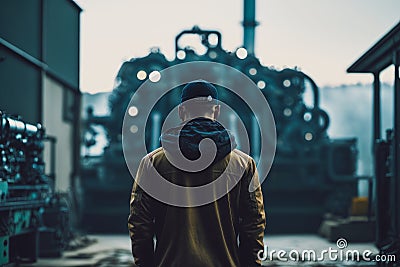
[81,23,359,233]
[347,21,400,267]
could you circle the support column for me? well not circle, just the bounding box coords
[373,72,381,143]
[393,51,400,236]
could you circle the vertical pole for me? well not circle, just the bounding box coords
[373,73,381,143]
[151,113,161,151]
[251,115,260,162]
[38,0,45,124]
[51,137,56,180]
[73,3,82,191]
[375,136,391,246]
[372,72,381,234]
[243,0,257,55]
[393,51,400,236]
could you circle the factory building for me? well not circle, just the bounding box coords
[0,1,81,264]
[0,0,81,192]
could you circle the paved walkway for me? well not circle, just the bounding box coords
[20,235,379,267]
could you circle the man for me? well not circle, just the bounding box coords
[128,80,266,267]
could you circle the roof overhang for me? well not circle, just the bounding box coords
[347,21,400,74]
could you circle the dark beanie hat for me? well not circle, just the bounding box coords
[181,80,218,104]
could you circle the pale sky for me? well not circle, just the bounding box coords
[75,0,400,93]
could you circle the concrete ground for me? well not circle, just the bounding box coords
[21,235,380,267]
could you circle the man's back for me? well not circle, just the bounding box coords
[128,118,266,267]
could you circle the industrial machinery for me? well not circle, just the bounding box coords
[0,111,69,265]
[81,26,359,233]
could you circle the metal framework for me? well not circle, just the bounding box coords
[348,21,400,262]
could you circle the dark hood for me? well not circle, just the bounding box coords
[160,117,237,164]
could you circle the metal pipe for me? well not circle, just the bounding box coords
[393,51,400,236]
[243,0,258,55]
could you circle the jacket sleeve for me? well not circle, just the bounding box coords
[238,158,266,267]
[128,157,155,267]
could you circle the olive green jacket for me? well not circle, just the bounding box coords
[128,147,266,267]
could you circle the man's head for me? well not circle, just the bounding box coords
[179,80,220,122]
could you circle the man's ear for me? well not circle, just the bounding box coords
[178,105,185,121]
[213,105,220,120]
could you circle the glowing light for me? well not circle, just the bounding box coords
[249,68,257,75]
[303,112,312,122]
[208,51,217,59]
[257,80,266,89]
[137,70,147,80]
[177,50,186,60]
[236,47,248,59]
[149,71,161,82]
[208,33,219,46]
[283,108,292,117]
[130,125,139,134]
[305,132,313,141]
[283,79,291,87]
[128,106,139,117]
